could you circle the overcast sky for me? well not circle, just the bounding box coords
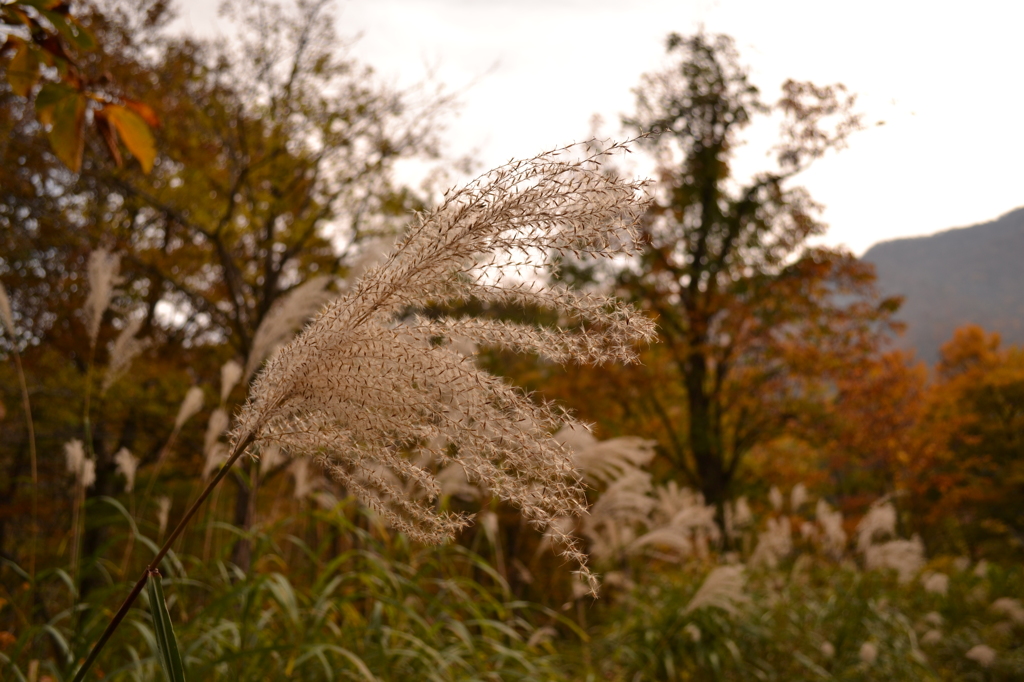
[177,0,1024,255]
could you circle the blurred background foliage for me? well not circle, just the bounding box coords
[1,1,1022,680]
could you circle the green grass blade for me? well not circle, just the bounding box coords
[147,572,186,682]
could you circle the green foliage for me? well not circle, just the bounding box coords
[1,0,156,172]
[147,571,185,682]
[590,550,1024,681]
[1,509,572,681]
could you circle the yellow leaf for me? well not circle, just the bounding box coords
[7,39,40,97]
[35,82,86,172]
[105,104,156,174]
[48,90,87,172]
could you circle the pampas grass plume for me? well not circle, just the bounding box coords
[231,140,654,592]
[64,439,95,488]
[156,496,171,536]
[102,316,150,394]
[965,644,996,667]
[244,276,334,380]
[990,598,1024,624]
[684,565,749,616]
[220,360,244,403]
[0,280,14,337]
[174,386,205,431]
[859,641,878,665]
[113,447,138,493]
[790,483,808,511]
[85,249,121,347]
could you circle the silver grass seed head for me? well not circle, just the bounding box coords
[259,444,287,475]
[859,642,878,666]
[0,281,15,337]
[991,598,1024,624]
[156,496,172,536]
[65,439,86,479]
[244,276,335,381]
[790,482,808,511]
[64,440,96,489]
[113,447,138,493]
[85,249,121,348]
[174,386,205,431]
[233,140,655,594]
[965,644,996,668]
[684,565,749,616]
[204,408,230,457]
[102,316,151,395]
[220,360,244,404]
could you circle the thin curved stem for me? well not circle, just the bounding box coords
[70,431,256,682]
[11,349,38,581]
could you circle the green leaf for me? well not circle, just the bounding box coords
[35,82,86,172]
[34,81,76,118]
[40,10,96,51]
[147,571,187,682]
[105,104,156,173]
[6,38,40,97]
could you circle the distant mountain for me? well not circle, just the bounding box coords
[861,207,1024,364]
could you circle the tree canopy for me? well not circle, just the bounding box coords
[536,33,901,517]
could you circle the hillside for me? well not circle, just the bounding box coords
[862,206,1024,364]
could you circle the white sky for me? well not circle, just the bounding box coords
[176,0,1024,255]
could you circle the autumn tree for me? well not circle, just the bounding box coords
[907,325,1024,557]
[556,33,899,517]
[0,0,450,574]
[1,0,158,171]
[793,349,929,518]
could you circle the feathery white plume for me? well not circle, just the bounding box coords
[991,598,1024,624]
[204,408,230,459]
[922,571,949,595]
[289,458,317,500]
[202,444,228,481]
[790,483,808,511]
[81,458,96,489]
[233,141,654,592]
[965,644,996,668]
[684,565,749,616]
[102,316,150,394]
[174,386,205,431]
[859,642,878,666]
[64,439,94,488]
[85,249,121,347]
[725,496,753,538]
[220,360,244,404]
[113,447,138,493]
[816,499,847,556]
[863,536,925,583]
[64,439,85,477]
[769,486,783,512]
[856,501,897,552]
[244,276,335,380]
[0,281,14,336]
[556,424,656,487]
[435,461,482,502]
[156,496,171,536]
[750,516,793,569]
[259,444,287,475]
